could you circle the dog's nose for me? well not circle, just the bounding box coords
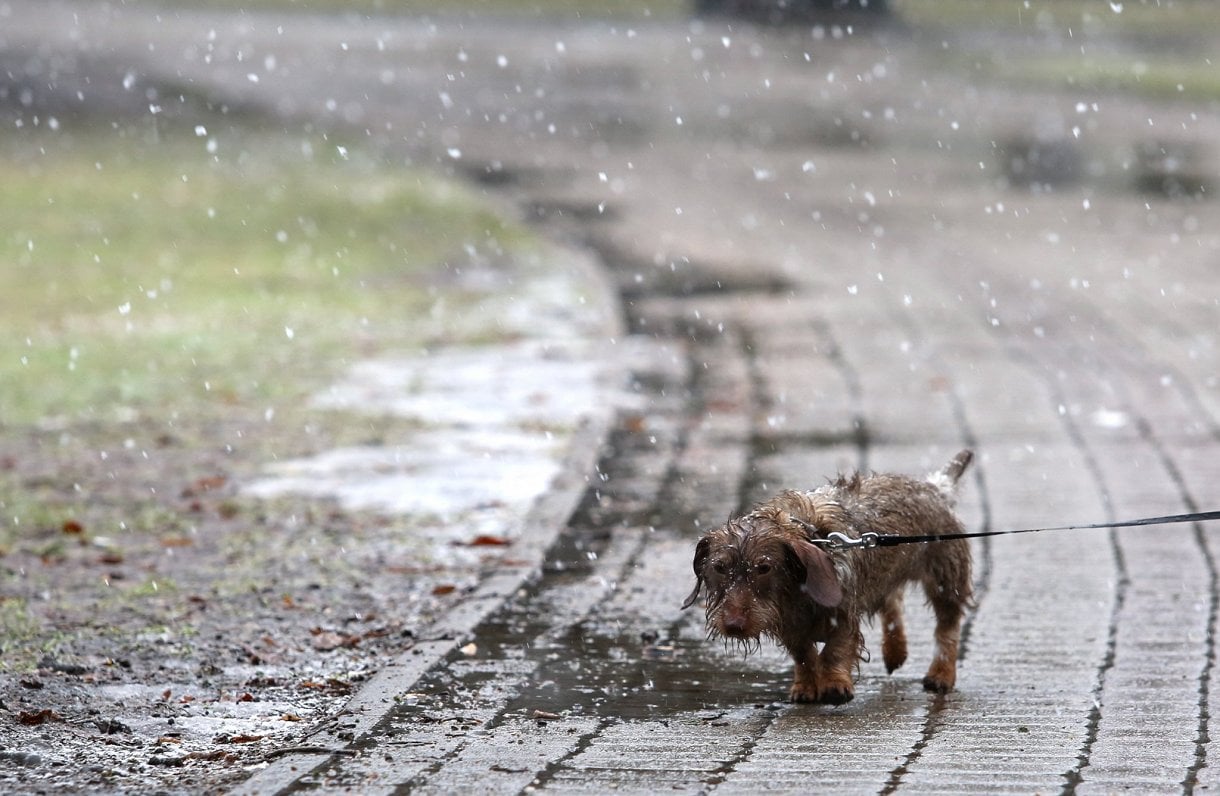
[723,613,749,637]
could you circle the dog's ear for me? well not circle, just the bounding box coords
[787,539,842,608]
[682,537,710,609]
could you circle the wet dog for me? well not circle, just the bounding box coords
[683,450,974,704]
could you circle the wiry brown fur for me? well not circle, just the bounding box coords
[684,450,974,705]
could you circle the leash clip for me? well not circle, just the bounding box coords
[822,531,879,550]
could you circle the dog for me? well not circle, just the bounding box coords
[683,450,974,704]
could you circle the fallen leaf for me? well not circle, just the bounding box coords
[155,736,182,745]
[181,475,227,498]
[236,692,255,703]
[298,678,352,695]
[18,709,60,726]
[98,552,124,565]
[179,695,195,704]
[431,584,457,596]
[62,519,85,535]
[532,710,562,721]
[310,631,359,651]
[465,535,512,547]
[160,536,194,548]
[281,714,303,722]
[187,750,230,761]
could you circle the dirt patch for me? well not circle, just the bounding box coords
[0,410,447,791]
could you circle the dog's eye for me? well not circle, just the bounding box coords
[755,562,773,575]
[712,561,729,575]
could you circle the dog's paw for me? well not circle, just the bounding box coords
[881,624,908,674]
[789,683,820,703]
[882,644,907,674]
[817,684,855,705]
[921,675,954,694]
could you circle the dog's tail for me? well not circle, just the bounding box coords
[927,449,973,500]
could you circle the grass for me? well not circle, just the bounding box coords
[141,0,1217,30]
[148,0,687,18]
[997,53,1220,101]
[895,0,1219,38]
[0,116,561,659]
[0,124,528,427]
[0,598,44,663]
[894,0,1220,102]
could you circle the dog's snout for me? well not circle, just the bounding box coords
[722,612,750,637]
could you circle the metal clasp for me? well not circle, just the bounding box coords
[815,531,879,550]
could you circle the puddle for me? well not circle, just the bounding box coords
[501,633,793,720]
[309,340,604,429]
[244,429,563,517]
[244,340,605,518]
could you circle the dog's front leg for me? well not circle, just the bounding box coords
[815,616,859,705]
[789,646,822,703]
[786,617,858,705]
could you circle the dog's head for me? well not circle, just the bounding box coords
[682,510,842,638]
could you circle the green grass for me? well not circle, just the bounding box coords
[0,126,528,426]
[146,0,686,18]
[895,0,1220,102]
[0,598,44,665]
[896,0,1220,38]
[999,53,1220,101]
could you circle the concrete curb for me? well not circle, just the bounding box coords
[232,243,626,795]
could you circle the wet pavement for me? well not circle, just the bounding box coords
[7,1,1220,792]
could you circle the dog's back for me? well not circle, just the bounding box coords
[813,449,973,540]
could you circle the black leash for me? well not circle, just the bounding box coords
[812,509,1220,551]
